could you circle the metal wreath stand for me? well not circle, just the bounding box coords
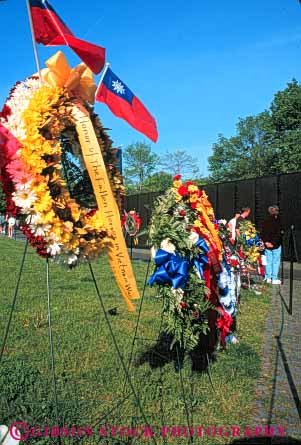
[0,225,218,445]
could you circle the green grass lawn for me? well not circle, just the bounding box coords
[0,237,272,445]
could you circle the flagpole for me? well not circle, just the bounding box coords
[95,62,110,98]
[25,0,43,83]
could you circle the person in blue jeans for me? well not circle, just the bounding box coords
[260,205,282,285]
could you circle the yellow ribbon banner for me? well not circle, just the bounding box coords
[37,51,139,310]
[72,102,140,311]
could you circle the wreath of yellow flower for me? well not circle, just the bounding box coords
[11,83,123,266]
[239,220,262,265]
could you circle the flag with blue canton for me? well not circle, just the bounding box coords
[96,67,158,143]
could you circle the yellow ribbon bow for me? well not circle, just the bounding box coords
[37,51,97,104]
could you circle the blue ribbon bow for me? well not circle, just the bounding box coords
[148,236,210,288]
[148,249,189,288]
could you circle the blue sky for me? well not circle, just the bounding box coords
[0,0,300,176]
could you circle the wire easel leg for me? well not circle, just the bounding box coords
[46,259,61,445]
[124,257,152,379]
[175,345,193,444]
[88,262,157,445]
[121,257,151,409]
[0,240,28,363]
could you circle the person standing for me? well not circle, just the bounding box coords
[260,205,282,285]
[0,213,5,234]
[7,215,16,238]
[233,206,251,241]
[228,210,241,243]
[237,206,251,224]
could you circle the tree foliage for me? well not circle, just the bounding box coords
[123,143,202,194]
[160,149,200,177]
[123,142,159,191]
[208,80,301,182]
[141,171,173,192]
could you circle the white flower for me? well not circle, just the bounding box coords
[219,219,227,225]
[25,211,40,224]
[160,238,176,254]
[189,231,199,245]
[12,189,37,209]
[3,78,40,140]
[47,242,62,256]
[171,288,184,300]
[14,180,32,191]
[171,288,185,311]
[30,223,51,237]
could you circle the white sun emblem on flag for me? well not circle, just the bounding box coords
[112,80,125,95]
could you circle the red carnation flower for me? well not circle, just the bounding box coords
[0,105,12,121]
[179,210,186,216]
[180,302,187,309]
[173,174,182,181]
[178,185,188,196]
[230,259,239,267]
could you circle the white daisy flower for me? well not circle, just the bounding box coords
[47,242,62,256]
[25,211,40,225]
[12,189,37,209]
[30,223,51,237]
[3,78,40,140]
[14,180,32,191]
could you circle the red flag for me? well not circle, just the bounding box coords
[95,67,158,143]
[29,0,105,74]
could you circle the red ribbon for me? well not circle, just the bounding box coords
[217,307,233,347]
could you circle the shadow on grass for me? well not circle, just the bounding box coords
[230,438,301,445]
[133,332,216,373]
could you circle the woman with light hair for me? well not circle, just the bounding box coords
[260,205,282,284]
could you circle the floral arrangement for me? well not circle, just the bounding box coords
[218,220,247,274]
[0,58,124,267]
[121,209,142,245]
[238,220,263,266]
[148,176,223,351]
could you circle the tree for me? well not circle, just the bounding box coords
[124,142,159,191]
[208,80,301,181]
[270,79,301,173]
[160,149,200,178]
[141,171,173,192]
[0,181,6,213]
